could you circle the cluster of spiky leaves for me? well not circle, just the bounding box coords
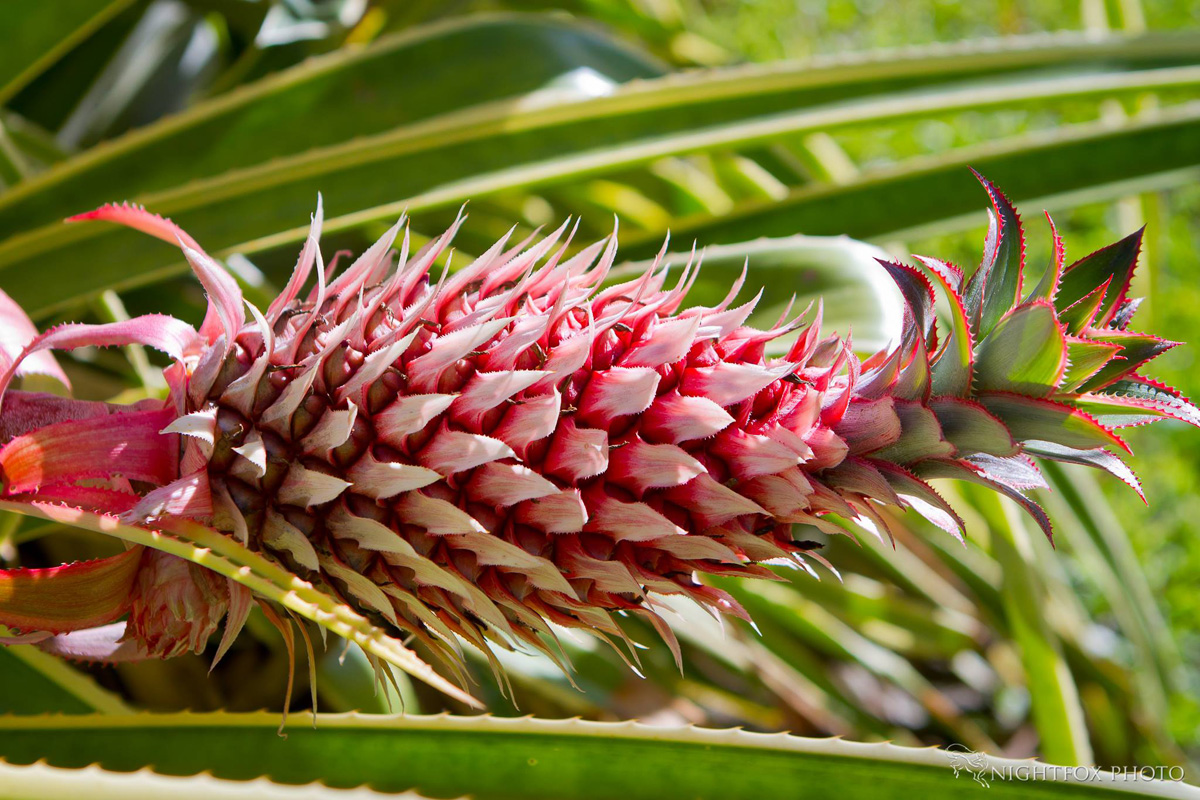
[0,174,1195,700]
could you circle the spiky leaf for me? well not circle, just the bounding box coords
[928,397,1018,457]
[974,301,1066,396]
[918,257,973,397]
[1060,338,1121,392]
[3,712,1186,800]
[1054,229,1143,325]
[962,172,1024,339]
[1076,330,1177,392]
[979,393,1128,453]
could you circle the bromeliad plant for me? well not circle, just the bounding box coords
[0,173,1195,702]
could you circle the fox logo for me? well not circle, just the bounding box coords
[947,744,991,788]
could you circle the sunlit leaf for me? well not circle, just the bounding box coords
[0,712,1188,799]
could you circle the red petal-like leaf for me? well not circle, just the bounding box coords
[0,547,142,633]
[834,396,901,455]
[18,622,151,663]
[181,245,245,352]
[0,315,197,407]
[0,391,119,445]
[0,406,177,491]
[266,196,324,325]
[0,290,69,390]
[67,203,202,251]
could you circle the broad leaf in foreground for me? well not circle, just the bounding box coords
[0,712,1192,800]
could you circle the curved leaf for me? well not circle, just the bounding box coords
[0,760,430,800]
[620,103,1200,257]
[974,302,1067,396]
[1076,330,1177,392]
[1061,338,1121,391]
[4,29,1200,316]
[928,397,1017,457]
[979,393,1128,453]
[0,547,142,633]
[1055,229,1143,324]
[0,0,134,107]
[0,499,479,708]
[0,13,667,237]
[919,257,974,397]
[962,171,1025,339]
[0,712,1191,799]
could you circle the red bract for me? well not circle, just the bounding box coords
[0,174,1195,696]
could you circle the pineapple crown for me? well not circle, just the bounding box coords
[0,172,1195,704]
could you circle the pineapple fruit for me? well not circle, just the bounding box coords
[0,173,1195,699]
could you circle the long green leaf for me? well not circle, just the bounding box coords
[4,25,1200,316]
[0,13,666,234]
[620,104,1200,256]
[0,0,134,107]
[5,25,1197,230]
[0,760,431,800]
[0,712,1192,799]
[974,490,1093,767]
[0,646,130,715]
[1040,463,1178,718]
[0,500,477,709]
[724,579,997,751]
